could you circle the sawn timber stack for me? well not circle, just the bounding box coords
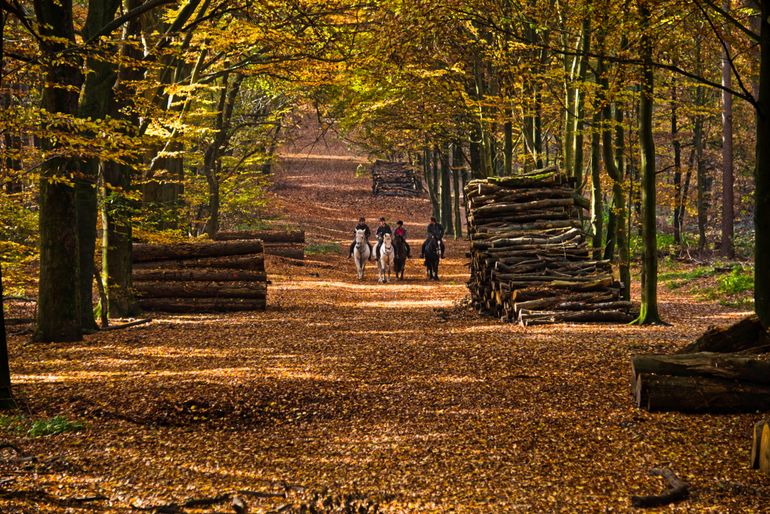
[214,229,305,260]
[465,168,632,325]
[132,239,267,312]
[371,160,423,197]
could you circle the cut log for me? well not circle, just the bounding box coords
[138,297,266,312]
[133,240,264,263]
[133,269,267,282]
[750,420,770,473]
[134,281,267,299]
[631,352,770,388]
[676,315,770,354]
[132,254,264,271]
[635,373,770,412]
[213,230,304,243]
[264,243,304,260]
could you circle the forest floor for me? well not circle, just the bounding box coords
[3,129,770,512]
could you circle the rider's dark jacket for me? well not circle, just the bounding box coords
[427,222,444,239]
[376,224,392,240]
[356,222,372,239]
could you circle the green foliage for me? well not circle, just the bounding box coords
[306,242,341,255]
[717,267,754,296]
[0,415,84,437]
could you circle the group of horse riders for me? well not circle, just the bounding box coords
[348,216,446,261]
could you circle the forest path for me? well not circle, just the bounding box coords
[4,130,769,511]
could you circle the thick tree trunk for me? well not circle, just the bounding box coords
[76,0,122,330]
[504,115,513,177]
[755,0,770,328]
[138,297,266,312]
[721,0,735,258]
[133,240,265,262]
[469,124,484,179]
[0,265,12,407]
[633,1,662,324]
[632,353,770,386]
[33,0,83,342]
[135,281,267,299]
[213,230,304,243]
[603,101,630,300]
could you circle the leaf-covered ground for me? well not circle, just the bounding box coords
[3,135,770,512]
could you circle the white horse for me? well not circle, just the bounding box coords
[377,233,395,283]
[353,229,371,280]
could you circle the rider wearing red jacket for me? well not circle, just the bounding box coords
[393,220,411,257]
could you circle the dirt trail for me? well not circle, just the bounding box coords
[4,122,770,512]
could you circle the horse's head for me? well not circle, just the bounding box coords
[354,228,366,244]
[383,233,392,246]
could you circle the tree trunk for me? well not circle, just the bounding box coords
[694,35,708,254]
[756,0,770,328]
[76,0,122,330]
[671,75,683,246]
[0,265,12,408]
[591,111,603,260]
[452,142,464,239]
[469,124,484,179]
[440,144,453,236]
[504,115,513,176]
[721,0,735,258]
[133,240,265,262]
[572,9,591,189]
[33,0,83,342]
[633,0,663,325]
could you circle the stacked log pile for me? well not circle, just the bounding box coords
[132,240,267,312]
[371,160,423,197]
[214,229,305,260]
[632,315,770,413]
[465,168,632,325]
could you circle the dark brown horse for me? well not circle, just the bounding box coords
[393,234,408,280]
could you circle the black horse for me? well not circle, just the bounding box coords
[393,234,408,280]
[423,235,440,280]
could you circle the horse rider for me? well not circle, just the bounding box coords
[348,216,372,258]
[421,216,445,258]
[373,216,392,260]
[393,220,411,257]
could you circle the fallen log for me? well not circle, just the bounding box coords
[133,254,264,271]
[213,230,304,243]
[750,420,770,473]
[635,373,770,412]
[133,240,264,263]
[134,269,267,282]
[676,314,770,354]
[138,297,266,312]
[134,281,267,299]
[631,352,770,387]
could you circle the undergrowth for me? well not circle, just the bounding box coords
[0,415,85,437]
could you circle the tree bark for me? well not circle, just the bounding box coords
[133,240,265,262]
[33,0,83,342]
[590,111,603,260]
[0,265,12,408]
[452,142,464,239]
[754,0,770,328]
[721,0,735,258]
[76,0,122,330]
[633,0,663,325]
[440,144,453,236]
[571,8,591,189]
[636,373,770,412]
[671,74,683,246]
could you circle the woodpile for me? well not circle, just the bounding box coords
[465,167,631,325]
[631,315,770,413]
[132,240,267,312]
[371,160,423,197]
[214,229,305,260]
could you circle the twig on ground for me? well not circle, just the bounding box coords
[98,318,152,332]
[631,467,690,508]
